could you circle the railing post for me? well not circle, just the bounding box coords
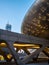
[6,41,26,65]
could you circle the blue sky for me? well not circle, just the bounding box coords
[0,0,36,33]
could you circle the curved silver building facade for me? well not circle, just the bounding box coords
[21,0,49,39]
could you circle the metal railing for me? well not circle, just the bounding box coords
[0,29,49,65]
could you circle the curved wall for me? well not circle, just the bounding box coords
[21,0,49,39]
